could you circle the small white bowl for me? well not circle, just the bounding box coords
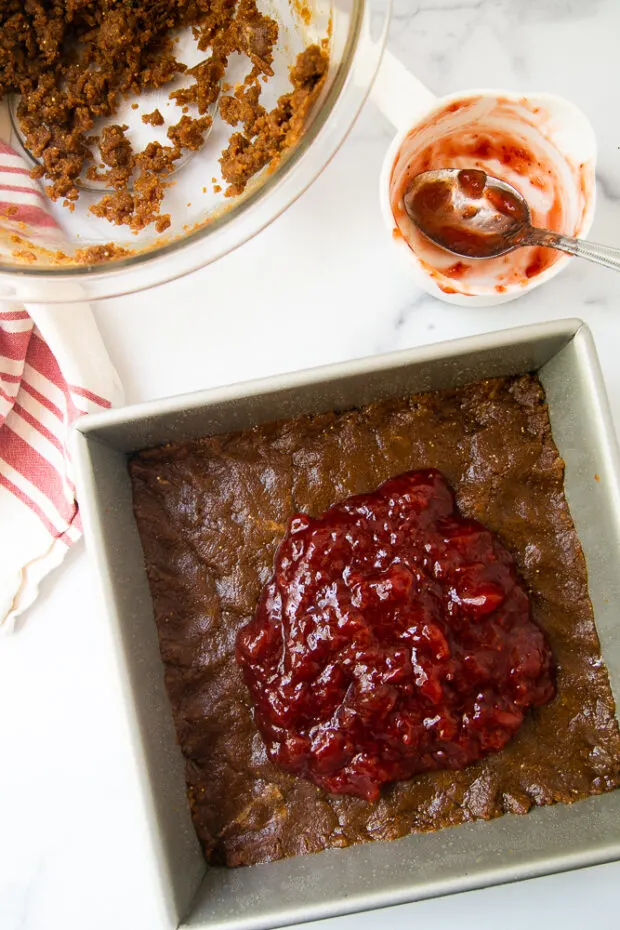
[372,52,597,307]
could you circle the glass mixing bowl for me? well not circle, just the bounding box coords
[0,0,390,304]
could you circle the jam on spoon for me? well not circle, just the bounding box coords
[403,168,620,271]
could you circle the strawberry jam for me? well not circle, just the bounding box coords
[236,470,555,801]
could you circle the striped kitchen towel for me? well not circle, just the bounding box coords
[0,128,123,631]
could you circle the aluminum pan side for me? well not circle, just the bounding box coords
[75,320,581,452]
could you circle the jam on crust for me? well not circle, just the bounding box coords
[237,469,555,802]
[129,375,620,867]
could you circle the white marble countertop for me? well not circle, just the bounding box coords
[2,1,620,927]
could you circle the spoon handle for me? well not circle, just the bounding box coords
[528,228,620,272]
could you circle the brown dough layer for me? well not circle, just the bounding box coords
[129,375,620,867]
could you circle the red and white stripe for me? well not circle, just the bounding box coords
[0,141,113,576]
[0,311,109,551]
[0,142,62,234]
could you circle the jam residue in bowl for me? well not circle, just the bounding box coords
[236,469,555,801]
[388,94,595,297]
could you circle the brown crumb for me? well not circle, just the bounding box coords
[220,45,328,196]
[142,109,165,127]
[74,243,134,264]
[155,215,172,233]
[167,114,213,152]
[220,83,265,135]
[99,125,132,171]
[13,249,37,263]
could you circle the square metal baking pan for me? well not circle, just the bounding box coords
[72,318,620,930]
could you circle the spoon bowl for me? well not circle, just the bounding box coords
[404,168,531,259]
[404,167,620,273]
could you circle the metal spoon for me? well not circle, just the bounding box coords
[403,168,620,272]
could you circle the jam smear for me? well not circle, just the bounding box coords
[236,470,555,801]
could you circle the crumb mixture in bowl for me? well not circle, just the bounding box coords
[0,0,328,237]
[0,0,390,296]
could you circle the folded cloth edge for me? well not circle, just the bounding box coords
[1,530,76,633]
[0,109,123,632]
[0,305,123,633]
